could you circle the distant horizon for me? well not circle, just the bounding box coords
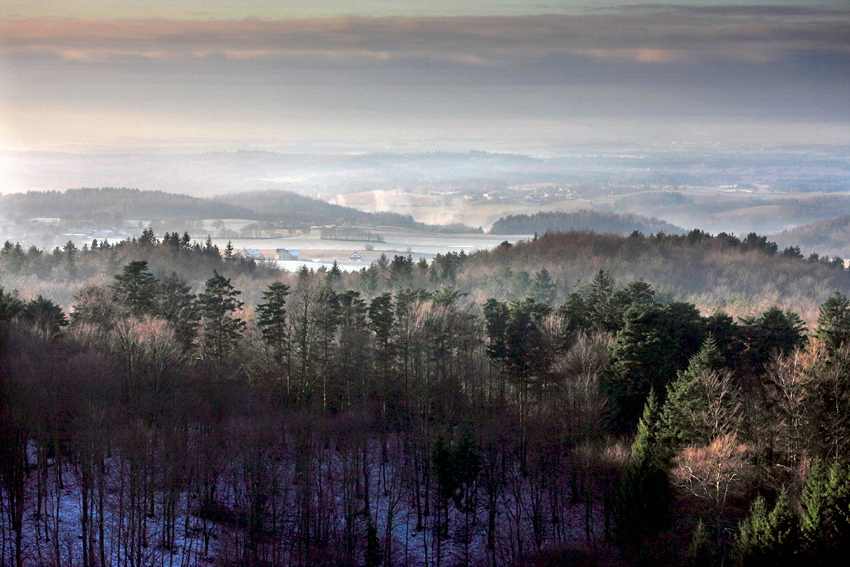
[2,1,848,161]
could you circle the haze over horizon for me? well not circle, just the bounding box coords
[1,1,849,194]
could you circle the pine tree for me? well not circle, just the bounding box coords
[802,460,850,563]
[0,287,24,321]
[816,291,850,354]
[326,260,342,286]
[559,292,590,334]
[608,302,705,431]
[21,296,68,339]
[616,391,671,543]
[310,286,339,409]
[531,268,556,304]
[63,239,78,280]
[686,519,711,567]
[154,272,199,352]
[659,337,742,452]
[801,460,827,560]
[198,270,246,365]
[737,489,800,566]
[111,260,158,317]
[257,282,291,364]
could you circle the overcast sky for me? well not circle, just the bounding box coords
[1,1,848,152]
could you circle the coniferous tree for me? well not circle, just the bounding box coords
[310,286,339,408]
[815,291,850,355]
[531,268,556,304]
[198,270,246,365]
[63,239,78,280]
[686,519,711,567]
[616,391,671,544]
[659,337,742,453]
[21,296,68,339]
[802,460,850,563]
[71,284,123,329]
[111,260,158,317]
[559,292,591,335]
[737,489,799,567]
[608,302,705,431]
[326,260,343,286]
[154,271,199,352]
[739,307,807,381]
[256,282,291,364]
[587,269,619,332]
[0,287,24,321]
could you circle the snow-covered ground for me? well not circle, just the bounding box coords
[1,437,611,566]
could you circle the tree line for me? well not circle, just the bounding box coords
[489,210,685,236]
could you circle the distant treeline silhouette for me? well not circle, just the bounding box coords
[489,210,686,235]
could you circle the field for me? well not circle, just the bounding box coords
[207,228,529,272]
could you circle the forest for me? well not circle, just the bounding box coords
[489,211,684,236]
[2,228,850,566]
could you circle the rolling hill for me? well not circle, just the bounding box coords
[489,210,686,235]
[0,187,477,232]
[773,215,850,258]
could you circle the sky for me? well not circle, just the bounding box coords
[0,1,848,153]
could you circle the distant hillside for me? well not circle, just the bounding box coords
[213,189,479,232]
[489,210,686,235]
[0,187,479,232]
[0,188,253,221]
[773,215,850,258]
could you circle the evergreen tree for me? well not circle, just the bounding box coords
[659,337,742,452]
[608,302,705,432]
[256,282,291,364]
[586,269,620,331]
[802,460,850,563]
[138,227,157,246]
[737,489,799,567]
[21,296,68,339]
[198,270,246,365]
[70,284,123,329]
[326,260,342,286]
[616,391,671,543]
[336,290,370,406]
[111,260,158,317]
[559,292,591,334]
[63,239,78,280]
[686,519,711,567]
[483,297,552,400]
[309,286,339,408]
[0,287,24,321]
[531,268,556,304]
[739,307,807,380]
[822,460,850,555]
[389,255,414,288]
[154,271,199,352]
[815,291,850,354]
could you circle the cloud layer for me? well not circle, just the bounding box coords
[1,4,848,149]
[2,6,847,64]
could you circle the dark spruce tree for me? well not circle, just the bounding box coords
[198,270,246,366]
[111,260,158,317]
[257,282,291,365]
[815,290,850,355]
